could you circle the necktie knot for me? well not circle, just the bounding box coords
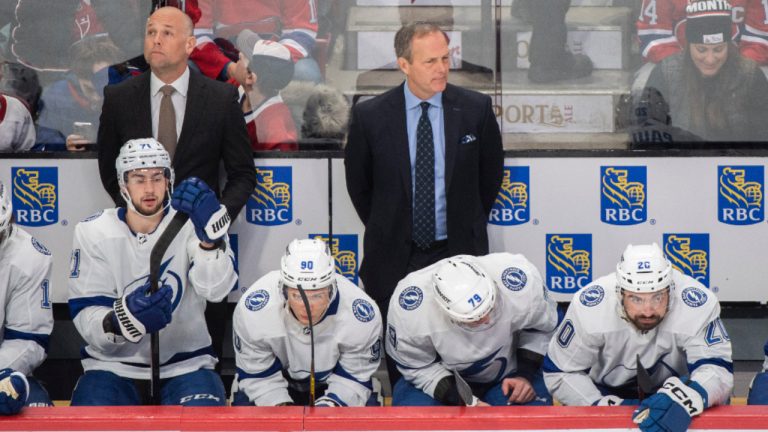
[420,101,430,115]
[160,85,175,97]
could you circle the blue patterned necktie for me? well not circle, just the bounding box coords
[413,101,435,249]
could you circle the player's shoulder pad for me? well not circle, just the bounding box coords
[238,271,283,315]
[8,227,52,270]
[665,271,720,333]
[80,210,104,223]
[337,277,380,326]
[390,261,439,314]
[481,252,540,295]
[568,274,623,331]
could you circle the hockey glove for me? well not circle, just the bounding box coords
[113,282,173,343]
[593,395,639,406]
[0,369,28,415]
[747,371,768,405]
[632,376,707,432]
[171,177,230,244]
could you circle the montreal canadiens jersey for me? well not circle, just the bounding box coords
[386,253,558,399]
[68,208,237,380]
[544,270,733,407]
[234,271,382,406]
[0,226,53,376]
[0,94,36,152]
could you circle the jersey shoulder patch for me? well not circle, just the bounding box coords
[352,298,376,323]
[579,285,605,307]
[30,237,51,256]
[679,286,708,308]
[398,286,424,310]
[243,289,271,312]
[501,266,528,291]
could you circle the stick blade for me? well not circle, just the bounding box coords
[453,369,474,406]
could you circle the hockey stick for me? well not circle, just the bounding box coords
[453,369,475,406]
[148,211,189,404]
[636,354,654,401]
[633,354,655,423]
[296,286,316,406]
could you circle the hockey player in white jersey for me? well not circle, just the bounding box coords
[387,253,559,406]
[0,179,54,414]
[544,243,732,432]
[232,238,382,407]
[68,138,237,406]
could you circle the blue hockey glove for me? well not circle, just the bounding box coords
[0,369,28,415]
[314,395,341,407]
[748,371,768,405]
[633,377,706,432]
[171,177,230,243]
[113,281,173,343]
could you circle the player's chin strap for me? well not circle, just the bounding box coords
[120,187,173,220]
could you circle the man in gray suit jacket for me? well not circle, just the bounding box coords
[344,22,503,344]
[97,6,254,219]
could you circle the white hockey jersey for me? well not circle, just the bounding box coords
[544,270,733,407]
[234,271,382,407]
[68,208,237,380]
[386,253,559,399]
[0,226,53,376]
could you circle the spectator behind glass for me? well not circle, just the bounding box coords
[641,0,768,143]
[196,0,322,83]
[301,84,349,142]
[0,62,57,151]
[0,93,35,152]
[236,38,297,151]
[38,35,121,151]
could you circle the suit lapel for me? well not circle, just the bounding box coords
[389,84,412,204]
[442,85,460,192]
[176,71,207,163]
[135,73,152,136]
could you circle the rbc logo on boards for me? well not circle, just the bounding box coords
[663,233,710,287]
[11,167,58,227]
[546,234,592,294]
[600,166,646,225]
[309,234,359,285]
[489,167,529,226]
[718,166,763,225]
[247,167,292,226]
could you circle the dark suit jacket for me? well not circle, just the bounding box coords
[344,82,503,305]
[97,69,255,218]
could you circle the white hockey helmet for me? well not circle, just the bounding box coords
[432,256,497,324]
[0,180,12,237]
[615,243,673,295]
[116,138,174,189]
[280,238,336,292]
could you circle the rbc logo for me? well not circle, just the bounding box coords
[663,233,710,287]
[718,166,763,225]
[11,167,58,227]
[546,234,592,294]
[309,234,359,285]
[246,167,292,226]
[489,167,529,226]
[600,166,646,225]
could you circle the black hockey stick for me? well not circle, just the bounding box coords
[453,369,475,406]
[296,286,316,406]
[148,211,189,404]
[633,354,655,424]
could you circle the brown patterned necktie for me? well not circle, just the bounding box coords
[158,84,177,158]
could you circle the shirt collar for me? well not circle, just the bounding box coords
[150,67,190,98]
[403,80,443,111]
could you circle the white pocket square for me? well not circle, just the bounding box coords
[460,134,477,144]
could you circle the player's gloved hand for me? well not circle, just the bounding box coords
[314,396,340,407]
[593,395,639,406]
[632,376,706,432]
[171,177,230,244]
[748,371,768,405]
[113,281,173,343]
[0,369,28,415]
